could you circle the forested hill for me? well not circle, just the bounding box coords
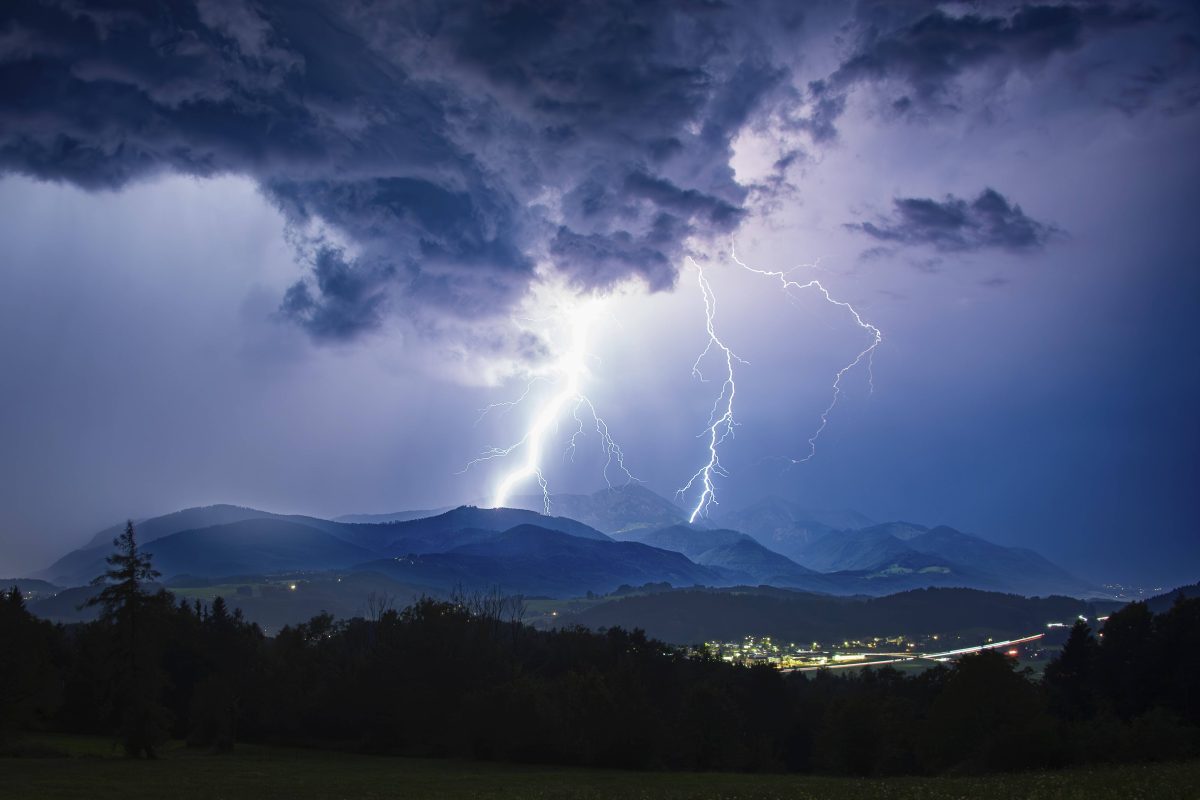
[1147,582,1200,613]
[560,587,1099,644]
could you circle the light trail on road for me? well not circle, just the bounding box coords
[784,632,1045,673]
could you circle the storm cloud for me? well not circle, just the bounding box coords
[797,2,1156,141]
[0,0,802,340]
[847,188,1057,253]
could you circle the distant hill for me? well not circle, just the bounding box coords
[30,494,1095,602]
[905,526,1092,597]
[616,525,829,591]
[562,586,1099,645]
[612,525,753,558]
[333,507,611,555]
[334,507,455,524]
[714,497,863,562]
[38,504,610,586]
[1145,582,1200,613]
[141,519,377,579]
[721,495,875,528]
[869,521,929,541]
[0,577,60,600]
[40,504,348,585]
[797,526,938,572]
[693,540,830,590]
[357,524,719,597]
[757,521,1094,598]
[25,584,104,623]
[509,484,688,534]
[80,504,278,549]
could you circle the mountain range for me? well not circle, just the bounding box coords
[359,524,720,597]
[611,525,829,591]
[508,484,691,534]
[26,486,1098,620]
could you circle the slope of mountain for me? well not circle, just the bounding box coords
[26,585,103,623]
[615,524,829,590]
[722,496,875,530]
[692,540,828,590]
[786,523,1093,597]
[37,544,118,587]
[334,507,455,524]
[33,495,1094,601]
[864,521,929,541]
[614,525,751,559]
[796,526,943,573]
[510,484,688,534]
[40,505,271,585]
[357,524,720,597]
[141,519,378,579]
[335,506,611,555]
[0,578,60,600]
[81,504,277,549]
[906,526,1093,596]
[831,562,999,594]
[716,497,866,563]
[41,504,350,585]
[40,505,612,586]
[1145,582,1200,613]
[796,507,877,531]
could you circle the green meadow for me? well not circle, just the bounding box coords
[2,736,1197,800]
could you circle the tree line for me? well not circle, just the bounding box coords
[1,522,1197,774]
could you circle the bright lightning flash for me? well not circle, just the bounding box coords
[464,295,634,514]
[467,247,880,524]
[677,258,745,523]
[679,247,883,522]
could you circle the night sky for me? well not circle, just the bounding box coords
[0,1,1197,587]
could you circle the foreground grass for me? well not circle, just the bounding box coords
[2,735,1197,800]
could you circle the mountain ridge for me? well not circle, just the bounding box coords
[31,487,1096,599]
[356,523,720,597]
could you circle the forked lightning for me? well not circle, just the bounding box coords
[463,297,634,514]
[469,246,881,523]
[677,247,882,520]
[676,258,745,523]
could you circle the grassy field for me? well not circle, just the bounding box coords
[1,735,1197,800]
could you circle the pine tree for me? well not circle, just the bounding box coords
[87,521,171,758]
[89,522,159,617]
[1044,620,1099,721]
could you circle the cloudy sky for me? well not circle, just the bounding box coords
[0,0,1197,586]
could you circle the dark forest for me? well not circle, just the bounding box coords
[3,524,1198,776]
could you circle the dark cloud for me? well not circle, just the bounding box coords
[847,188,1058,253]
[799,2,1155,140]
[0,0,799,340]
[1110,31,1200,114]
[836,3,1153,99]
[278,245,391,341]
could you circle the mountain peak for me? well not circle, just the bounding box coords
[505,484,687,534]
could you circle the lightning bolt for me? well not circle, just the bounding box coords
[463,295,635,514]
[472,377,546,426]
[679,247,883,521]
[677,258,746,523]
[466,245,879,522]
[730,245,882,464]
